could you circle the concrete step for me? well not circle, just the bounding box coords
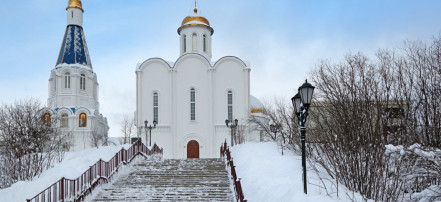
[92,158,233,201]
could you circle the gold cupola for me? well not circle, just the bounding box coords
[177,5,213,35]
[66,0,84,12]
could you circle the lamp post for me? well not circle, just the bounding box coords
[225,119,239,146]
[291,79,315,195]
[270,123,283,155]
[144,120,157,146]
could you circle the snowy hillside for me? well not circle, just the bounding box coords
[231,142,363,202]
[0,145,131,201]
[0,142,362,201]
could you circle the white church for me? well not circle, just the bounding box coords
[40,0,266,156]
[135,6,266,159]
[41,0,109,151]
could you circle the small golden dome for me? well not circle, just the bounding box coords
[181,16,210,27]
[67,0,83,11]
[178,16,213,35]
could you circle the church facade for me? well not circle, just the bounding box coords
[135,8,264,159]
[41,0,109,151]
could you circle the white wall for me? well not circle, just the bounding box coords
[137,53,250,159]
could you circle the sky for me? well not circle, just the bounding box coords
[1,0,441,137]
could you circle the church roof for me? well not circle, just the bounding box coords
[56,25,92,68]
[250,95,265,114]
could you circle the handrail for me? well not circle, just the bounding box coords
[220,140,247,202]
[26,140,163,202]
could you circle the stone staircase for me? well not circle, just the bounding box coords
[92,158,234,201]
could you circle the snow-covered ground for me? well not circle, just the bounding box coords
[231,142,363,202]
[0,142,362,201]
[0,144,131,201]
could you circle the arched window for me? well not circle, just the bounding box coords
[64,72,71,89]
[228,91,233,122]
[190,88,196,120]
[61,114,69,128]
[80,74,86,90]
[79,113,87,127]
[203,34,206,52]
[153,92,158,123]
[183,35,187,52]
[192,33,197,51]
[42,113,51,124]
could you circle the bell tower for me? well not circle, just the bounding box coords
[177,2,214,61]
[66,0,83,26]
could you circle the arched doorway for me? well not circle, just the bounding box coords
[187,140,199,158]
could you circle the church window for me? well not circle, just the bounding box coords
[183,35,187,52]
[228,91,233,122]
[71,11,73,18]
[153,92,158,123]
[190,88,195,120]
[80,74,86,90]
[203,35,206,52]
[192,33,197,51]
[79,113,87,127]
[64,72,70,89]
[61,114,69,128]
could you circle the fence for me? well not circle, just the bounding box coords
[220,140,247,202]
[26,140,162,202]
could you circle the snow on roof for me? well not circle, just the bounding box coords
[250,95,264,109]
[250,95,265,114]
[184,20,209,26]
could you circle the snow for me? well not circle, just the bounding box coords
[0,144,131,201]
[230,142,362,202]
[1,142,365,201]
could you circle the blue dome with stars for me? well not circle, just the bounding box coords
[56,25,92,68]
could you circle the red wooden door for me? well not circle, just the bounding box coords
[187,140,199,158]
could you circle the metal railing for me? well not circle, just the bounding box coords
[26,140,162,202]
[220,140,247,202]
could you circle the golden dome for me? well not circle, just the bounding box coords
[178,15,214,35]
[66,0,83,12]
[181,16,210,26]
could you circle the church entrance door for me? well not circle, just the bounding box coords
[187,140,199,158]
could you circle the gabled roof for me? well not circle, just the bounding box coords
[56,25,92,68]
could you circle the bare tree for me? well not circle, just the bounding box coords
[249,98,300,150]
[90,124,103,148]
[120,115,135,144]
[305,34,441,201]
[0,98,68,188]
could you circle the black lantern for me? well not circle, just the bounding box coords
[225,118,239,146]
[291,93,302,115]
[298,80,315,108]
[292,79,315,195]
[145,120,157,146]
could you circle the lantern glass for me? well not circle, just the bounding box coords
[292,93,302,113]
[298,80,315,107]
[144,120,148,127]
[234,119,239,126]
[225,119,229,127]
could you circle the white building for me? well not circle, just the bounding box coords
[135,7,265,159]
[41,0,109,151]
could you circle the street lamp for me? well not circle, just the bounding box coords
[270,123,283,155]
[225,119,239,146]
[291,79,315,195]
[144,120,157,146]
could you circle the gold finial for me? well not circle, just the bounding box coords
[67,0,83,11]
[194,0,198,14]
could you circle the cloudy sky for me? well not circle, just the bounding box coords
[1,0,440,137]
